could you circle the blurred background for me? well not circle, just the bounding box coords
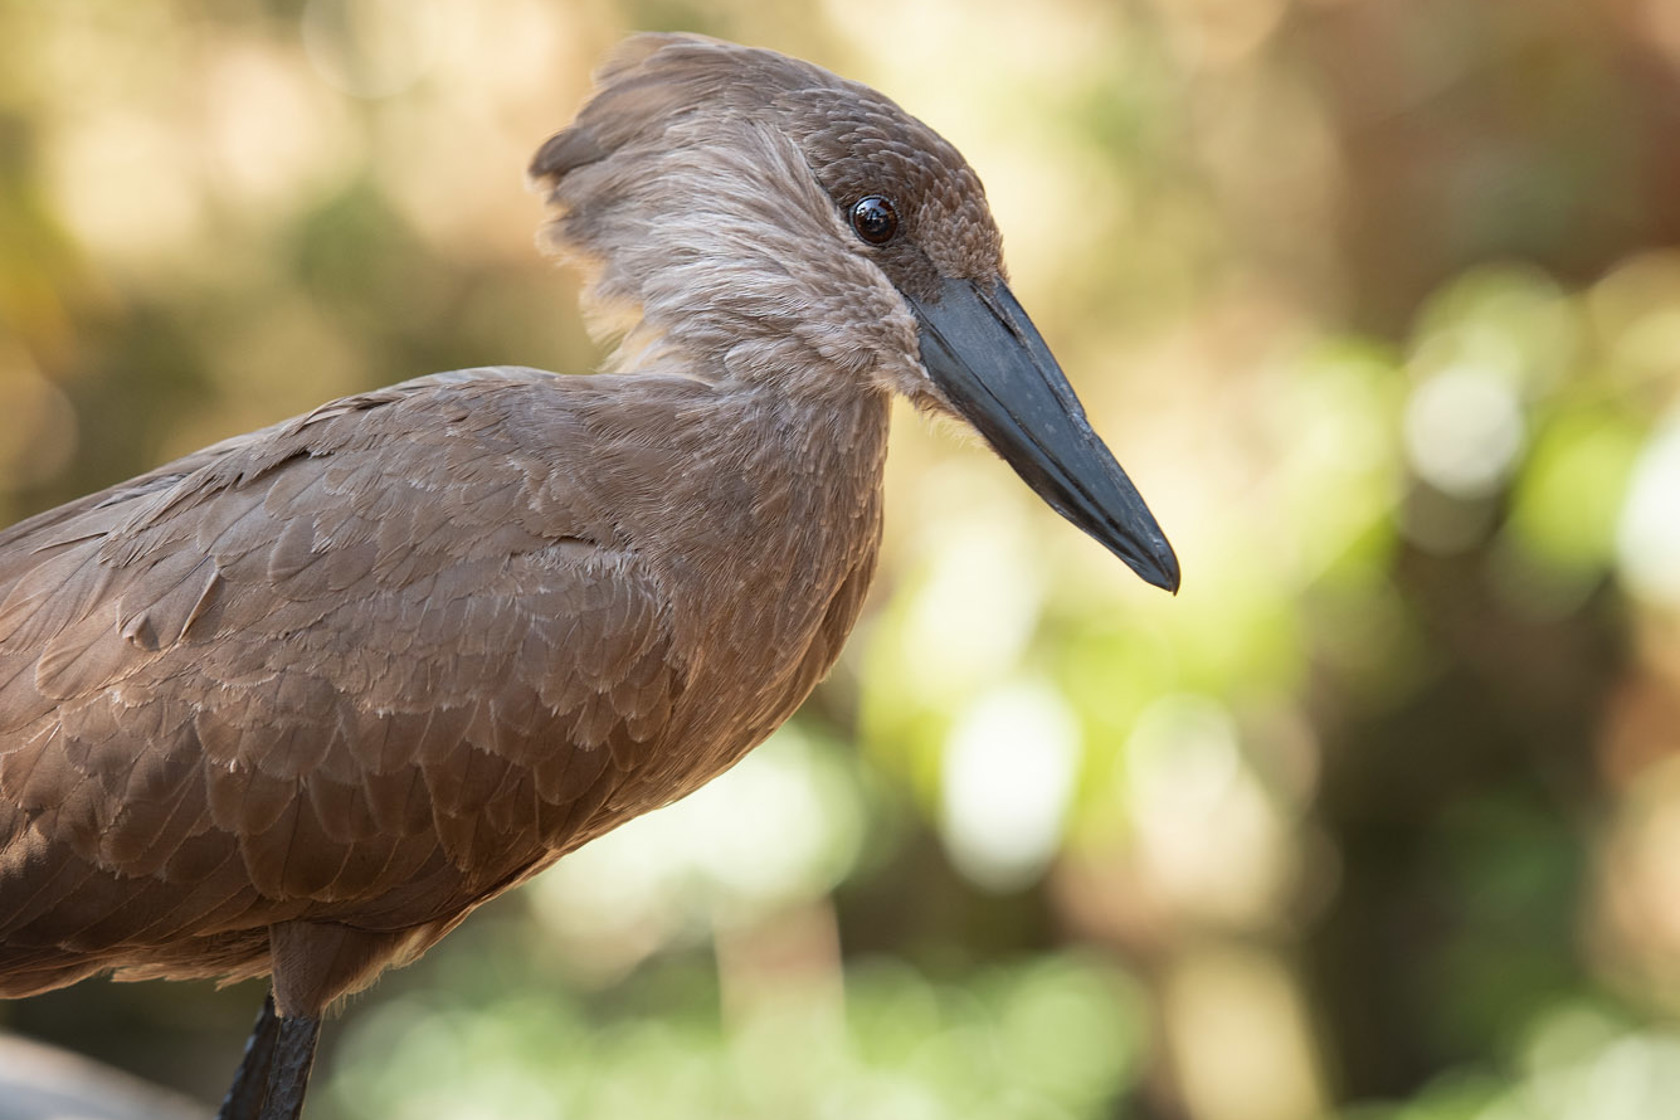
[3,0,1680,1117]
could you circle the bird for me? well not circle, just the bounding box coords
[0,32,1178,1120]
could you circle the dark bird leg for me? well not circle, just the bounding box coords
[219,994,282,1120]
[217,991,322,1120]
[260,1011,322,1120]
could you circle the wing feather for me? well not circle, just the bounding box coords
[0,369,689,987]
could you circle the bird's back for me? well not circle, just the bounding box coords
[0,365,888,1000]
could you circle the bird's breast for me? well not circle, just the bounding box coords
[588,386,892,820]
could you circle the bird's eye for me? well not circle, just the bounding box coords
[850,196,898,245]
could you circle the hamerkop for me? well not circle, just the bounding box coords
[0,32,1178,1119]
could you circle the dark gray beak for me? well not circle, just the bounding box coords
[907,277,1180,593]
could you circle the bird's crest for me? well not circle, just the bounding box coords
[526,34,999,388]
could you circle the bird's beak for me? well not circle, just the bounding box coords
[907,277,1180,593]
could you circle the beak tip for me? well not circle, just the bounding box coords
[1143,556,1182,595]
[1129,537,1181,595]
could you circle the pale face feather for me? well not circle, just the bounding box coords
[530,33,1004,413]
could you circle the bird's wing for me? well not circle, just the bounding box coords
[0,368,686,961]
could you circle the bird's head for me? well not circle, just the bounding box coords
[530,33,1179,592]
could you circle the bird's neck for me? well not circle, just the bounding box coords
[700,374,892,538]
[650,373,892,630]
[614,375,891,805]
[614,329,886,406]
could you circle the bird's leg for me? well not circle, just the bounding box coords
[259,1011,322,1120]
[219,993,282,1120]
[215,990,322,1120]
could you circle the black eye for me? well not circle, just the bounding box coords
[849,195,898,245]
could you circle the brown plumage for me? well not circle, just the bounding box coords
[0,32,1177,1119]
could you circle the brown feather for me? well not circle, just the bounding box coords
[0,32,1024,1018]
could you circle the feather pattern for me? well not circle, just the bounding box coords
[0,364,890,1008]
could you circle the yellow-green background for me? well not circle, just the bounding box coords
[4,1,1680,1118]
